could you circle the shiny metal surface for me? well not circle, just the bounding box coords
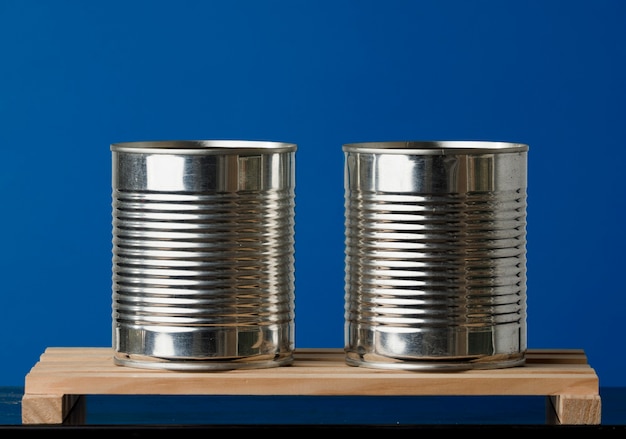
[111,140,296,370]
[343,141,528,371]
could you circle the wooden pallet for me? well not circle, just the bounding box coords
[21,347,601,425]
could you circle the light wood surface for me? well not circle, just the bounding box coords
[21,347,601,425]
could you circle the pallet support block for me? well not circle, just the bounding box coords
[547,394,602,425]
[21,347,601,425]
[21,393,85,425]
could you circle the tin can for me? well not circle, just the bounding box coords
[111,140,296,370]
[343,141,528,370]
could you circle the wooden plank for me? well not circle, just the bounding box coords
[22,347,601,425]
[23,347,600,397]
[525,350,589,365]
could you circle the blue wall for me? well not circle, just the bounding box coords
[1,0,625,387]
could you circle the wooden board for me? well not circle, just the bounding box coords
[21,347,601,425]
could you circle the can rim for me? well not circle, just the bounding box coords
[342,141,528,154]
[111,140,297,154]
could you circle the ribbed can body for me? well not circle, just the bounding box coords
[111,140,296,370]
[344,141,528,370]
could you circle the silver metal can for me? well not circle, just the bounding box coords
[111,140,296,370]
[343,141,528,371]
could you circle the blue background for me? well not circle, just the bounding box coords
[1,0,625,388]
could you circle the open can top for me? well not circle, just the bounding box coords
[111,140,297,155]
[343,140,528,155]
